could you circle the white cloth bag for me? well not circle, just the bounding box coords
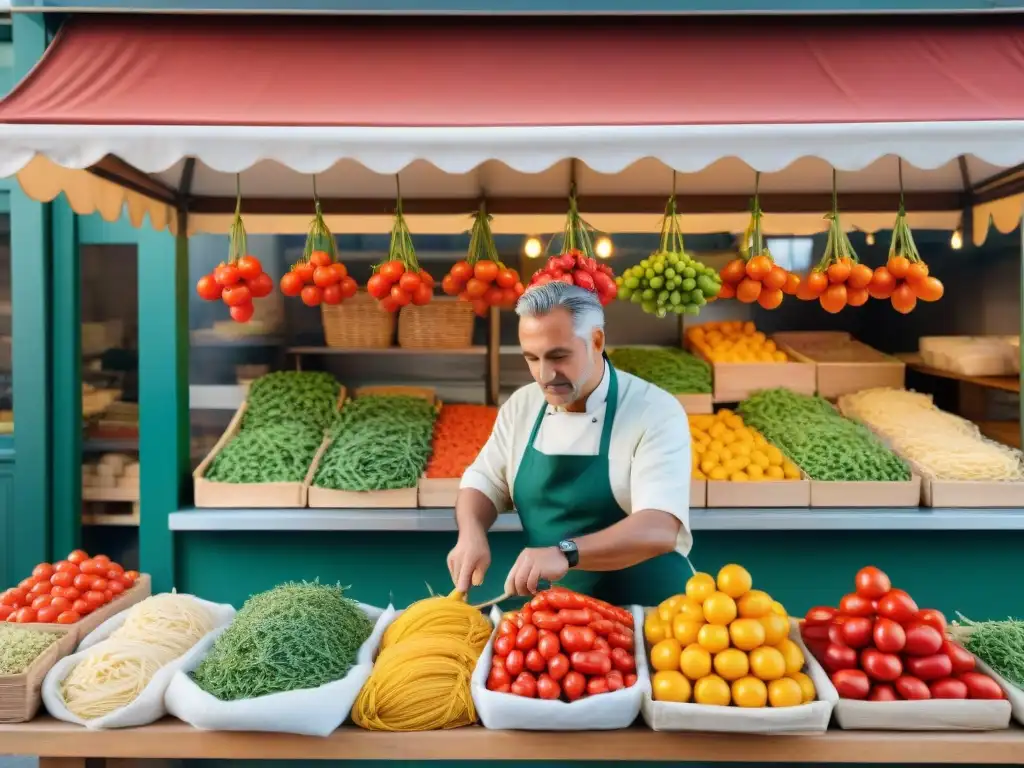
[164,602,392,737]
[42,594,236,730]
[471,604,649,730]
[641,624,836,733]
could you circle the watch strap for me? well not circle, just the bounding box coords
[558,539,579,568]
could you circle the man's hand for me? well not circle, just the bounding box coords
[447,532,491,593]
[505,547,569,596]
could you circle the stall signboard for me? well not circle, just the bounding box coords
[11,0,1024,12]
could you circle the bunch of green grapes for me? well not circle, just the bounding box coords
[616,250,722,318]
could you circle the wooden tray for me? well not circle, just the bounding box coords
[0,635,63,723]
[810,475,922,508]
[676,393,713,415]
[690,478,706,508]
[706,476,810,508]
[776,334,905,400]
[418,476,461,508]
[193,389,344,508]
[708,361,816,404]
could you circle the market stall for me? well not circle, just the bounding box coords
[1,7,1024,669]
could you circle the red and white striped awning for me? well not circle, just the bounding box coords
[1,14,1022,238]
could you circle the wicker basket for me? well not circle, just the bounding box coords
[321,291,396,349]
[398,298,476,349]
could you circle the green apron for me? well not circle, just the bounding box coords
[511,363,692,607]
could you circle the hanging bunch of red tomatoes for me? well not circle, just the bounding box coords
[366,198,434,312]
[869,207,945,315]
[280,250,358,307]
[195,180,273,323]
[280,196,357,308]
[526,190,617,306]
[719,179,796,310]
[443,206,524,316]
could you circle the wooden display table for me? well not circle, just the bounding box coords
[0,718,1023,764]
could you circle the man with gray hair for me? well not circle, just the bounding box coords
[448,281,693,604]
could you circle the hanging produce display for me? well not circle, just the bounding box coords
[794,173,872,313]
[646,566,816,707]
[485,587,638,700]
[195,180,274,323]
[366,187,435,312]
[616,193,721,317]
[442,204,524,316]
[279,183,358,308]
[528,189,618,306]
[738,389,911,482]
[876,192,945,314]
[719,177,796,310]
[802,567,1005,702]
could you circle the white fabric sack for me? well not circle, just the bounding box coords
[42,594,236,730]
[956,655,1024,727]
[472,604,649,730]
[641,624,836,733]
[828,652,1012,730]
[165,602,391,737]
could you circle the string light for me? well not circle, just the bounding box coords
[950,227,963,251]
[595,236,614,259]
[523,237,543,259]
[865,232,876,246]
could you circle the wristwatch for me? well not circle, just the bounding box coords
[558,539,579,569]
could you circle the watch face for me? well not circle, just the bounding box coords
[559,540,575,553]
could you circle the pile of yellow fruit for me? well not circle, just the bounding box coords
[645,565,816,708]
[686,321,789,363]
[690,410,802,482]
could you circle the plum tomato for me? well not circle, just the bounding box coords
[877,589,919,624]
[831,669,871,700]
[943,641,976,674]
[957,672,1005,700]
[868,683,899,702]
[903,622,944,657]
[860,649,903,682]
[839,593,876,618]
[854,566,892,600]
[929,678,968,699]
[914,608,947,635]
[895,675,931,700]
[872,617,906,653]
[840,616,873,649]
[823,643,858,673]
[905,653,953,681]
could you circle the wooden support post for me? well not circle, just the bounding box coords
[50,197,82,559]
[138,225,189,592]
[487,307,500,406]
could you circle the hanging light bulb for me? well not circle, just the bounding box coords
[595,236,614,259]
[950,227,963,251]
[865,232,876,246]
[523,236,543,259]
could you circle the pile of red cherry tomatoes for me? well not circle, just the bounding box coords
[195,255,274,323]
[1,550,139,625]
[442,259,524,316]
[280,250,359,308]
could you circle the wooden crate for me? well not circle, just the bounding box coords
[0,637,62,723]
[921,476,1024,508]
[708,361,816,404]
[193,389,345,508]
[418,476,461,508]
[706,475,810,508]
[676,393,713,415]
[309,387,438,509]
[810,475,922,508]
[775,332,905,400]
[690,478,706,508]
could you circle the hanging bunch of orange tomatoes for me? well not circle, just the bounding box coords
[795,192,874,314]
[279,186,358,307]
[194,187,273,323]
[871,204,945,314]
[719,181,797,310]
[366,196,435,312]
[442,204,524,317]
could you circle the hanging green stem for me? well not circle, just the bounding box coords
[551,184,598,258]
[227,174,247,264]
[301,175,338,265]
[888,160,922,263]
[658,195,687,255]
[381,177,421,272]
[466,202,503,267]
[816,169,860,273]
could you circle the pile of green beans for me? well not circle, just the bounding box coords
[608,347,711,394]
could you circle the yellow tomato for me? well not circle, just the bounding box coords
[708,466,729,481]
[697,623,731,654]
[713,648,749,681]
[672,616,704,646]
[652,670,691,703]
[732,676,768,708]
[650,638,683,672]
[679,643,713,680]
[782,461,801,479]
[685,572,717,604]
[771,600,788,617]
[728,618,766,652]
[702,592,738,625]
[693,674,731,706]
[644,612,672,645]
[749,646,786,681]
[716,564,753,599]
[677,599,706,622]
[767,677,804,708]
[775,638,805,676]
[657,594,686,623]
[765,465,785,480]
[790,672,817,703]
[758,612,790,646]
[737,589,773,618]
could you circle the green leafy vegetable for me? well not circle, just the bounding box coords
[956,614,1024,688]
[243,371,340,432]
[608,347,711,394]
[738,388,911,481]
[314,395,437,492]
[192,581,374,700]
[205,422,325,483]
[0,626,60,675]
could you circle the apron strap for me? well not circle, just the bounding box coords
[598,365,619,458]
